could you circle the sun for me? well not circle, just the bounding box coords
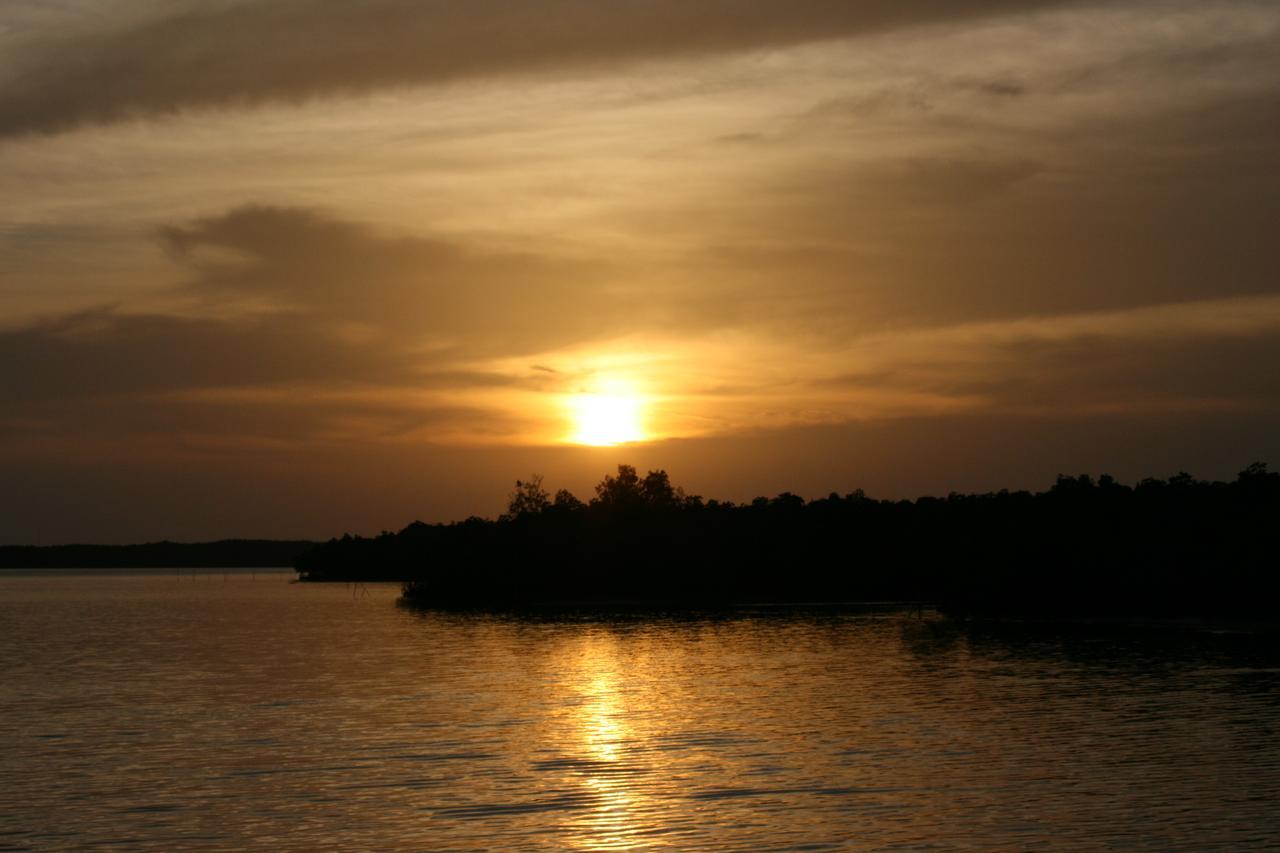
[568,393,645,446]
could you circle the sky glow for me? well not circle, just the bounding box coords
[1,0,1278,541]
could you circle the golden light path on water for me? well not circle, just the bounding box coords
[8,575,1280,849]
[570,642,640,849]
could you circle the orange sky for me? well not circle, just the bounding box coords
[2,0,1278,542]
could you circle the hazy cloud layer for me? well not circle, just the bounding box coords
[0,307,403,403]
[0,0,1089,136]
[677,89,1280,332]
[0,204,644,451]
[812,296,1280,415]
[161,205,630,355]
[5,203,1278,457]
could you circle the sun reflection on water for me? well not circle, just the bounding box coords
[10,584,1279,850]
[563,637,646,850]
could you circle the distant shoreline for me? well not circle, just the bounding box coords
[0,565,296,573]
[0,540,316,570]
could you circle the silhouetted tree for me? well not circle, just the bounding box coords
[641,469,678,508]
[593,464,643,510]
[552,488,584,511]
[288,461,1280,620]
[504,474,550,520]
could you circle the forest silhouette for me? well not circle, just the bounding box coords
[296,463,1280,618]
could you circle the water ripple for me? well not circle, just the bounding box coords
[2,571,1279,850]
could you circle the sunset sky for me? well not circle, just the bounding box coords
[3,0,1278,543]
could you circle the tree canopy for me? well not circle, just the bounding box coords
[294,463,1280,619]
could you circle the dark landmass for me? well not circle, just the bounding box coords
[0,539,317,569]
[296,463,1280,620]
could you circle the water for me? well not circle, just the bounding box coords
[2,571,1279,850]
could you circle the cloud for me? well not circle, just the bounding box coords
[162,204,629,356]
[974,79,1027,97]
[0,0,1087,136]
[0,306,410,403]
[811,295,1280,415]
[986,334,1280,410]
[667,83,1280,338]
[0,204,671,450]
[0,302,547,454]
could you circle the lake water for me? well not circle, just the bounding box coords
[2,570,1279,850]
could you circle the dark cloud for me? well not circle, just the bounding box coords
[680,89,1280,335]
[0,0,1087,136]
[974,79,1027,97]
[1048,31,1280,97]
[0,302,538,462]
[4,390,505,447]
[0,301,547,406]
[984,334,1280,410]
[0,307,408,403]
[162,204,629,356]
[0,204,658,453]
[815,329,1280,413]
[802,72,1031,122]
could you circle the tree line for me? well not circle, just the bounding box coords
[294,463,1280,618]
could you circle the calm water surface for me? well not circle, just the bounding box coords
[2,570,1279,850]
